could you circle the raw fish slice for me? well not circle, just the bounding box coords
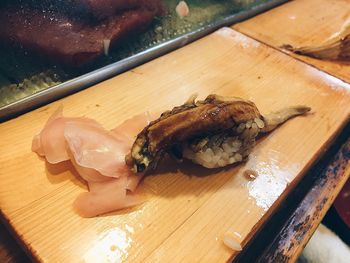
[0,5,163,66]
[80,0,164,19]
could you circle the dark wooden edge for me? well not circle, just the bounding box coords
[0,210,34,263]
[0,221,30,263]
[233,122,350,263]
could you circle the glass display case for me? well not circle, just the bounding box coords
[0,0,286,120]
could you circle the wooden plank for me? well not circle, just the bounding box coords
[261,138,350,262]
[0,28,350,262]
[233,0,350,83]
[233,126,350,262]
[232,1,350,260]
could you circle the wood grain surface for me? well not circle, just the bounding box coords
[232,2,350,260]
[1,28,350,262]
[233,0,350,83]
[233,125,350,262]
[261,137,350,262]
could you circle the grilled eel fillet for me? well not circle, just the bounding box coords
[126,94,311,173]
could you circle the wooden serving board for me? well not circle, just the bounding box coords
[233,0,350,83]
[1,28,350,262]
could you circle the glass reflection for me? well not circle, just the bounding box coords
[83,228,132,262]
[0,0,270,110]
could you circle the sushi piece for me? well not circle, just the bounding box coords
[126,94,311,172]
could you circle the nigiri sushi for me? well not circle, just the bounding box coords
[126,94,311,172]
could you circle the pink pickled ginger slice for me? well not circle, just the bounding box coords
[111,111,153,142]
[126,173,144,192]
[64,121,131,178]
[74,177,144,218]
[32,107,152,217]
[31,106,69,163]
[32,134,44,156]
[32,106,102,164]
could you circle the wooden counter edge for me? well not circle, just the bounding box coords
[233,124,350,263]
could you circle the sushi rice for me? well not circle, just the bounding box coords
[183,118,264,168]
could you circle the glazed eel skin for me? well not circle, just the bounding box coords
[126,94,310,173]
